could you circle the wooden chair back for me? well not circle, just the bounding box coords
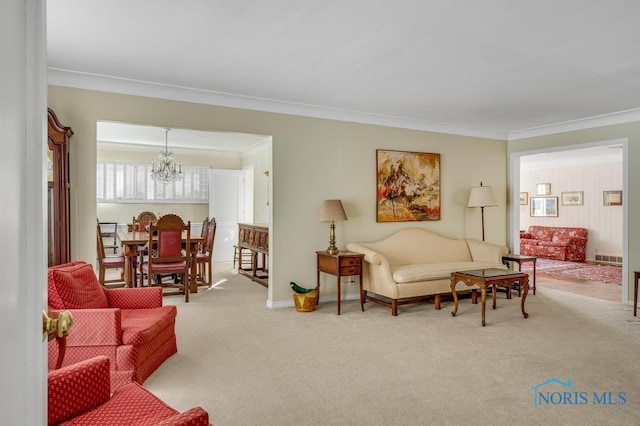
[145,214,191,301]
[133,211,157,232]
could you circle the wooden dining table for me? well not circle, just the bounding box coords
[118,231,204,293]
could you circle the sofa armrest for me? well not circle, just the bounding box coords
[154,407,211,426]
[48,356,111,426]
[466,239,509,263]
[104,286,164,309]
[51,308,122,346]
[346,243,386,265]
[564,236,587,245]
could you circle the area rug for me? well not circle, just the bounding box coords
[520,259,622,285]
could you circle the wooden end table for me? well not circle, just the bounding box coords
[316,251,364,315]
[451,268,529,326]
[502,254,537,296]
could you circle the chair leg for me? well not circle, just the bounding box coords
[207,261,212,287]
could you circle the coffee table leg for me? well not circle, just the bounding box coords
[492,284,497,310]
[521,276,529,319]
[481,285,487,326]
[450,276,459,317]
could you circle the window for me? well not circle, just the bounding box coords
[97,163,208,203]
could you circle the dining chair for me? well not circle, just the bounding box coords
[140,214,192,302]
[132,210,157,232]
[196,218,216,286]
[131,211,157,285]
[96,219,126,287]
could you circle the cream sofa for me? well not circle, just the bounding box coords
[346,228,509,315]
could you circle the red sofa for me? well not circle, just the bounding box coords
[47,261,178,391]
[48,356,211,425]
[520,226,588,261]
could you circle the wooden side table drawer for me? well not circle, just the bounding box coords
[339,257,360,267]
[340,266,361,276]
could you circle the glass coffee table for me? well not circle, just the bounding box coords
[450,268,529,326]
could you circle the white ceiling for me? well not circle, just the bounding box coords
[48,1,640,141]
[520,143,623,170]
[96,121,269,153]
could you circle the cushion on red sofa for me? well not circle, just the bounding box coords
[60,381,179,426]
[120,306,177,346]
[49,263,108,309]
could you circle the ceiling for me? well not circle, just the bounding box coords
[520,143,623,170]
[97,121,269,154]
[47,1,640,141]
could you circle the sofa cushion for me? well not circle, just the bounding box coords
[363,228,472,266]
[49,263,108,309]
[528,226,554,241]
[120,306,177,346]
[537,240,568,247]
[60,381,179,426]
[392,261,504,283]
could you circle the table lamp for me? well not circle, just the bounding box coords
[318,199,348,255]
[467,182,496,241]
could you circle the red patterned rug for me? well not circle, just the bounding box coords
[520,259,622,285]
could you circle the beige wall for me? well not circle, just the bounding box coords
[48,86,507,306]
[509,124,640,302]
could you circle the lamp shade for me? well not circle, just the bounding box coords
[467,185,497,208]
[318,200,348,222]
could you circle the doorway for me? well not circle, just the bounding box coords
[509,139,628,303]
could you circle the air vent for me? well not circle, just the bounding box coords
[594,254,623,265]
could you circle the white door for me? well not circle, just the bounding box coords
[209,169,245,262]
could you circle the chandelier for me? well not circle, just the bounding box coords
[151,128,182,184]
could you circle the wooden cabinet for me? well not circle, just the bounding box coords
[47,108,73,266]
[237,223,268,286]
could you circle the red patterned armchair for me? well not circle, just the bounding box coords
[48,261,177,391]
[48,356,211,425]
[520,226,588,261]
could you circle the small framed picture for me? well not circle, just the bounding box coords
[530,196,559,217]
[536,183,551,196]
[603,190,622,206]
[561,191,583,206]
[519,192,528,205]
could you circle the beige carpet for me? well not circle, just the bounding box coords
[144,263,640,426]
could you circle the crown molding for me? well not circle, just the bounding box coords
[47,68,507,140]
[508,108,640,140]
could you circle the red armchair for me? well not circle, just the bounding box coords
[48,261,178,391]
[520,226,588,261]
[48,356,211,426]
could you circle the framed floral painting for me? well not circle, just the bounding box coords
[376,149,440,222]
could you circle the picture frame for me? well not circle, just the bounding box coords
[519,192,528,205]
[603,190,622,206]
[561,191,583,206]
[376,149,440,222]
[530,196,559,217]
[536,183,551,196]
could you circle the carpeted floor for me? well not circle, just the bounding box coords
[521,259,622,285]
[143,263,640,426]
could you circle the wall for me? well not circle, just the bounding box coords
[520,161,623,260]
[48,86,507,306]
[509,126,640,303]
[241,145,271,224]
